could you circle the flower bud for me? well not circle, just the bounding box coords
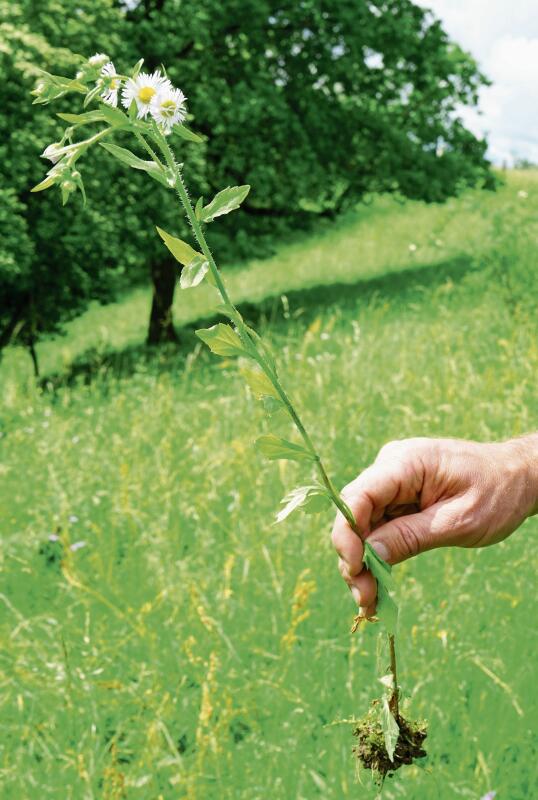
[60,179,77,205]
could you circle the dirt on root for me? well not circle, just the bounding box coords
[353,707,427,780]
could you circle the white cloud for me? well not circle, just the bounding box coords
[416,0,538,164]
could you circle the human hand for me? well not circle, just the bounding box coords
[332,435,538,616]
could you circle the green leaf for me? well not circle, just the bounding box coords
[195,324,247,357]
[195,196,204,220]
[215,303,244,325]
[262,396,285,416]
[381,696,399,762]
[100,144,170,187]
[83,83,103,108]
[101,105,128,127]
[255,435,314,463]
[155,226,199,266]
[201,186,250,223]
[276,485,331,523]
[131,58,144,77]
[180,254,210,289]
[173,125,205,144]
[363,541,394,591]
[363,541,398,633]
[57,111,105,125]
[241,368,280,400]
[245,325,277,374]
[30,175,56,193]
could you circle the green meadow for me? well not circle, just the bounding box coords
[1,171,537,799]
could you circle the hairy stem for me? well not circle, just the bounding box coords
[154,129,355,524]
[152,127,399,706]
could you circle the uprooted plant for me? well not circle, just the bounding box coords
[31,53,426,779]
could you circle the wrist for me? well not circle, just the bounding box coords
[506,434,538,517]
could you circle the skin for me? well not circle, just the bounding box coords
[331,435,538,617]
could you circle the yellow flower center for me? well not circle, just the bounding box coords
[138,86,156,104]
[160,99,177,118]
[110,78,118,90]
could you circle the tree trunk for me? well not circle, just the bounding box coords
[147,259,179,345]
[28,336,40,378]
[0,296,27,352]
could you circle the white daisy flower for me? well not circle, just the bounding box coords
[150,86,187,133]
[99,61,120,107]
[89,53,109,67]
[121,70,170,118]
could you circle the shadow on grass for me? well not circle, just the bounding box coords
[40,255,472,391]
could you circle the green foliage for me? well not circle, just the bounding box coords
[1,0,494,356]
[364,541,398,633]
[381,695,400,761]
[101,142,172,186]
[180,254,210,289]
[126,0,493,246]
[276,484,331,523]
[195,323,247,357]
[1,176,537,796]
[156,226,200,265]
[255,434,314,462]
[200,185,251,223]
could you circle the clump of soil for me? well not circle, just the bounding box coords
[353,704,427,781]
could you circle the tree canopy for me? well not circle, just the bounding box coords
[0,0,493,365]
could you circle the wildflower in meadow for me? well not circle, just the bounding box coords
[150,86,187,134]
[122,70,170,118]
[99,61,120,107]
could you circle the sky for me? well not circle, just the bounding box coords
[415,0,538,165]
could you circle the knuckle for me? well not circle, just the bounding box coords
[394,518,423,558]
[337,559,351,583]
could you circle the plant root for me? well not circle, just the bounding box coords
[353,704,427,781]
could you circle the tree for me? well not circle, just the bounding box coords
[0,0,134,370]
[121,0,492,332]
[1,0,493,364]
[127,0,492,214]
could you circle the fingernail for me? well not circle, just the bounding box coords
[350,586,361,606]
[369,540,390,563]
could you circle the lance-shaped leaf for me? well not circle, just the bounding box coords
[215,303,244,326]
[363,541,398,633]
[101,105,129,127]
[241,368,280,400]
[173,124,204,144]
[32,72,86,104]
[30,174,57,193]
[100,143,170,187]
[180,254,210,289]
[156,226,199,265]
[57,111,105,125]
[381,696,400,762]
[255,434,314,463]
[200,186,250,223]
[276,485,331,523]
[196,324,247,357]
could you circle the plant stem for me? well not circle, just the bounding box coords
[153,128,399,708]
[388,634,400,718]
[154,129,355,525]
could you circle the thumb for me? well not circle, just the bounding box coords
[367,506,440,565]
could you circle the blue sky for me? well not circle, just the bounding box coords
[416,0,538,165]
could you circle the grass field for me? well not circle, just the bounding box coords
[1,172,537,799]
